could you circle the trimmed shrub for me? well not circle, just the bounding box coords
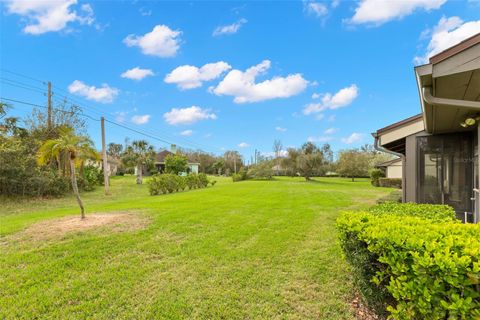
[376,190,402,204]
[368,202,456,221]
[148,173,211,196]
[336,203,480,319]
[185,173,199,189]
[370,168,384,187]
[198,173,209,188]
[378,178,402,189]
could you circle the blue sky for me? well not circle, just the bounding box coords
[1,0,480,161]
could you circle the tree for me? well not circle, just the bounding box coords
[296,142,324,181]
[336,149,370,181]
[165,154,188,174]
[224,150,243,174]
[249,160,274,179]
[107,143,123,159]
[273,139,283,175]
[122,140,155,184]
[37,127,98,219]
[283,147,300,177]
[212,160,225,175]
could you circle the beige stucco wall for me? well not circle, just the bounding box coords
[380,118,425,145]
[386,163,403,179]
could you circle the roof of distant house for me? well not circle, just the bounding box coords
[155,150,200,165]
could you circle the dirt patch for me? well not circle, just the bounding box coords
[11,212,149,242]
[351,294,382,320]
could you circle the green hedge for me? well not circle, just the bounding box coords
[368,202,456,221]
[378,178,402,189]
[336,203,480,319]
[148,173,213,195]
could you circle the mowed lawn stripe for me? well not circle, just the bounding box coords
[0,176,392,319]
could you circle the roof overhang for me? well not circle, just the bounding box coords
[374,114,424,154]
[415,33,480,134]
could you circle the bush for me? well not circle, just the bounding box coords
[148,173,212,196]
[336,203,480,319]
[198,173,209,188]
[376,190,402,204]
[368,202,456,221]
[249,162,273,180]
[185,173,199,189]
[82,165,104,191]
[378,178,402,189]
[232,168,249,182]
[369,168,384,187]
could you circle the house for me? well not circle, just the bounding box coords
[376,158,403,179]
[155,144,200,174]
[373,33,480,223]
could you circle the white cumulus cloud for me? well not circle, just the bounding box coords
[213,18,247,36]
[212,60,309,103]
[303,84,358,115]
[414,16,480,64]
[131,114,151,125]
[6,0,95,35]
[238,142,250,148]
[307,136,333,143]
[324,127,338,134]
[341,133,364,144]
[124,25,181,57]
[121,67,154,81]
[68,80,119,103]
[180,129,193,136]
[275,126,287,132]
[349,0,446,25]
[165,61,231,90]
[304,1,328,17]
[163,106,217,125]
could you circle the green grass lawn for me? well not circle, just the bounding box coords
[0,176,393,319]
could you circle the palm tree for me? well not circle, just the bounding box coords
[37,127,98,219]
[122,140,156,184]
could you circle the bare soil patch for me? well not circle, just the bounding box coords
[11,212,149,242]
[351,294,382,320]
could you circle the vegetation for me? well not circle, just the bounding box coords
[37,127,98,219]
[337,203,480,319]
[164,154,188,174]
[369,168,384,186]
[121,140,156,184]
[1,176,391,319]
[248,160,274,179]
[0,103,102,198]
[378,177,402,188]
[148,173,211,195]
[336,149,370,181]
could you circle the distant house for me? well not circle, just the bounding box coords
[376,158,402,179]
[155,144,199,174]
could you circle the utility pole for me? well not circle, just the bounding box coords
[101,117,110,195]
[47,81,52,130]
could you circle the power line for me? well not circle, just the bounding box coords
[0,68,46,84]
[0,74,214,150]
[0,70,224,152]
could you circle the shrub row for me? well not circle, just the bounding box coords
[368,202,456,221]
[337,203,480,319]
[148,173,215,195]
[378,178,402,189]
